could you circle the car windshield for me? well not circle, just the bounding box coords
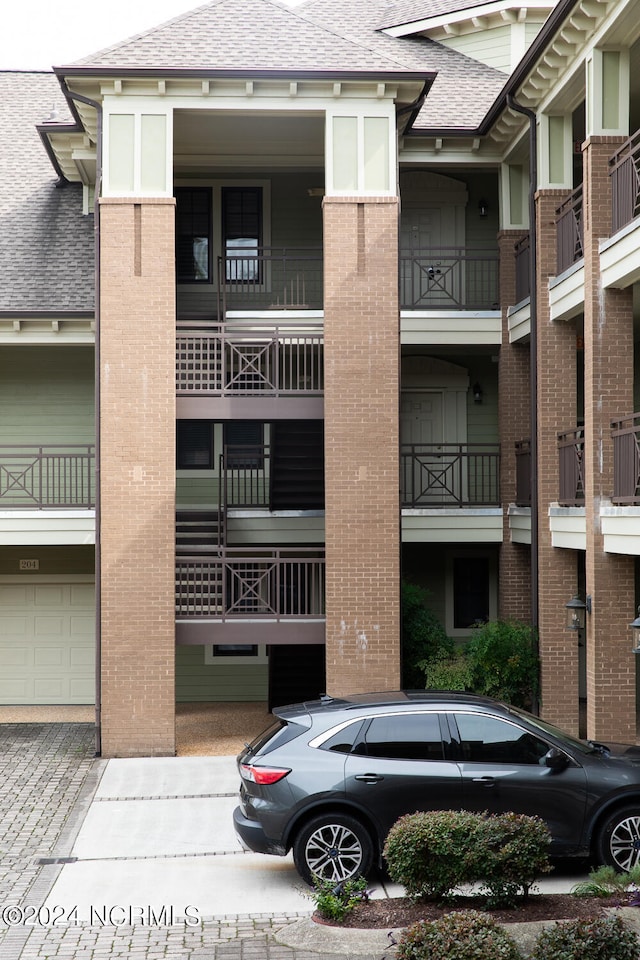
[508,705,596,755]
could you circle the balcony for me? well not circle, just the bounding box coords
[0,446,95,508]
[217,249,323,314]
[514,235,530,304]
[556,187,584,275]
[400,443,500,507]
[612,413,640,505]
[610,131,640,235]
[558,427,584,507]
[399,249,499,310]
[176,321,324,396]
[175,548,326,644]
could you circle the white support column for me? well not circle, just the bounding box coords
[500,162,529,230]
[586,48,630,138]
[539,114,573,190]
[103,99,173,197]
[325,102,397,196]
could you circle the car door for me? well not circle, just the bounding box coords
[343,711,463,844]
[448,710,588,852]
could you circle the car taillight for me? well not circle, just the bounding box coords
[240,763,291,785]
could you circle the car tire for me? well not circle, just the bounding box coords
[292,813,374,885]
[596,806,640,872]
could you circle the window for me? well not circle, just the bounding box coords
[356,713,444,761]
[222,186,262,281]
[453,714,549,765]
[205,644,268,665]
[176,420,214,469]
[446,551,497,637]
[224,421,264,468]
[175,187,212,282]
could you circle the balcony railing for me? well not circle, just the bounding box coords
[399,248,499,310]
[514,235,530,303]
[222,446,270,508]
[400,443,500,507]
[610,130,640,235]
[612,413,640,504]
[217,248,323,314]
[515,439,531,506]
[558,427,584,506]
[556,186,584,274]
[175,549,325,619]
[176,321,324,395]
[0,445,95,508]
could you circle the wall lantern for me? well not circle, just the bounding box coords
[565,594,591,631]
[630,607,640,654]
[478,198,489,218]
[472,382,483,404]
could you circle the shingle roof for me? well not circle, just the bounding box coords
[0,72,94,313]
[376,0,496,30]
[66,0,506,130]
[299,0,507,128]
[69,0,430,73]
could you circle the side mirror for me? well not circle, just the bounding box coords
[544,747,569,771]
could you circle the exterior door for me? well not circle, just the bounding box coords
[400,206,461,308]
[401,393,462,505]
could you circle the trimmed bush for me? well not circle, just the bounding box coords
[465,619,539,708]
[396,910,523,960]
[383,810,551,905]
[530,914,639,960]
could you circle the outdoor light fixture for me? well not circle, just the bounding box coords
[472,382,483,404]
[478,198,488,218]
[631,607,640,654]
[565,594,590,631]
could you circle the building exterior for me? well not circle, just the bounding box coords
[2,0,640,755]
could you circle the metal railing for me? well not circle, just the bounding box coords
[217,248,323,314]
[222,446,270,508]
[176,321,324,395]
[556,186,584,274]
[400,443,500,507]
[558,427,585,506]
[175,549,325,619]
[0,445,95,508]
[612,413,640,504]
[514,235,530,303]
[610,130,640,235]
[515,439,531,506]
[399,248,499,310]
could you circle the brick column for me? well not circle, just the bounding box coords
[99,198,176,757]
[535,190,581,734]
[498,230,531,621]
[323,197,401,694]
[582,137,635,742]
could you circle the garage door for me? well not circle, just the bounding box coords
[0,581,95,704]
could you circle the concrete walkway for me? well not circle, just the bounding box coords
[0,722,595,959]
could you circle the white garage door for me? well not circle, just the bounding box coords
[0,581,95,704]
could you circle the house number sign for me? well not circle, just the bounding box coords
[19,559,39,571]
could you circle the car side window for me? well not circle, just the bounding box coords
[454,714,549,765]
[319,720,364,753]
[357,713,444,761]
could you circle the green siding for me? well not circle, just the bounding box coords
[441,26,512,73]
[176,643,268,701]
[0,347,94,444]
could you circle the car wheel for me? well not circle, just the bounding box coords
[292,813,374,885]
[597,806,640,872]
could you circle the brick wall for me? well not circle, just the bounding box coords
[534,190,581,734]
[497,230,532,622]
[99,198,176,757]
[323,197,401,694]
[582,137,636,742]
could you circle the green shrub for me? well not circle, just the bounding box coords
[383,810,551,905]
[421,651,474,691]
[479,813,552,907]
[530,914,638,960]
[572,863,640,897]
[396,911,523,960]
[309,875,368,922]
[401,581,453,688]
[384,810,485,899]
[466,619,539,708]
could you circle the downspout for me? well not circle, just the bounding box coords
[59,79,103,755]
[506,95,539,644]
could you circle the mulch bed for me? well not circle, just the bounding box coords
[314,893,628,928]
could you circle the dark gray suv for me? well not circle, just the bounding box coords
[232,691,640,883]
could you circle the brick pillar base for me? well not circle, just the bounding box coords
[323,197,401,694]
[99,198,176,757]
